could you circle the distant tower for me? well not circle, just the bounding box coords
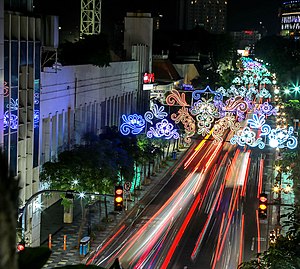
[184,0,227,33]
[280,0,300,39]
[80,0,101,38]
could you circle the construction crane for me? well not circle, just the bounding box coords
[80,0,101,38]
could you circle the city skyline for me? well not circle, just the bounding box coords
[35,0,284,35]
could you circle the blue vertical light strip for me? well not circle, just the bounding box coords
[9,41,19,176]
[33,42,41,167]
[3,41,9,160]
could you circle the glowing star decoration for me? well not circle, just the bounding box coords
[254,102,277,116]
[230,127,265,149]
[190,98,220,136]
[144,104,168,124]
[120,114,146,135]
[212,113,240,143]
[147,119,179,139]
[268,127,298,149]
[192,86,223,102]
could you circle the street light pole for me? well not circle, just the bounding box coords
[20,189,112,244]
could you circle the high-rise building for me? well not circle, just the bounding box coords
[280,0,300,39]
[177,0,227,33]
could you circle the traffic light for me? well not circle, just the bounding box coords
[17,241,25,252]
[258,193,268,219]
[114,186,123,211]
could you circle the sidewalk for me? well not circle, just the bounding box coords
[42,147,188,268]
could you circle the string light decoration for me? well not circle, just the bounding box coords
[144,104,168,124]
[147,119,179,139]
[192,85,223,102]
[212,113,240,143]
[223,96,250,122]
[120,114,146,135]
[230,127,266,149]
[190,97,220,136]
[4,98,19,130]
[4,81,9,97]
[254,102,278,116]
[268,127,298,149]
[230,113,298,149]
[118,56,297,150]
[256,88,271,99]
[166,89,196,143]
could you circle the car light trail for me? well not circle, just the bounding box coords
[86,224,126,265]
[238,214,245,265]
[257,158,264,198]
[211,213,225,269]
[160,193,201,269]
[256,209,261,253]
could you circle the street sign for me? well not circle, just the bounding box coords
[124,182,132,191]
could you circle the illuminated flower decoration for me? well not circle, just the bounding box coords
[147,119,179,140]
[216,87,228,97]
[212,113,240,143]
[171,107,195,144]
[190,98,219,117]
[192,86,223,102]
[3,111,18,130]
[245,86,258,99]
[190,98,220,136]
[268,127,298,149]
[260,77,272,85]
[7,98,18,111]
[4,81,9,97]
[34,110,40,128]
[120,114,146,135]
[34,93,40,104]
[144,104,168,124]
[213,99,226,118]
[230,127,265,149]
[254,102,277,116]
[232,77,242,85]
[256,88,271,99]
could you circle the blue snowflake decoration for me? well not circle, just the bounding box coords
[147,119,179,140]
[120,114,146,135]
[247,114,271,136]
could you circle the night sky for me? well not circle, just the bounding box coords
[35,0,284,35]
[227,0,282,34]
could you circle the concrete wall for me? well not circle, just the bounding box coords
[40,61,139,164]
[0,0,3,147]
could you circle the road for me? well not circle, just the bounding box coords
[85,136,268,269]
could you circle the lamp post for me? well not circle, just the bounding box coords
[272,166,292,226]
[20,190,112,246]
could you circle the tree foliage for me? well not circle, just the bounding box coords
[255,36,300,84]
[239,207,300,269]
[59,34,111,67]
[40,128,136,195]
